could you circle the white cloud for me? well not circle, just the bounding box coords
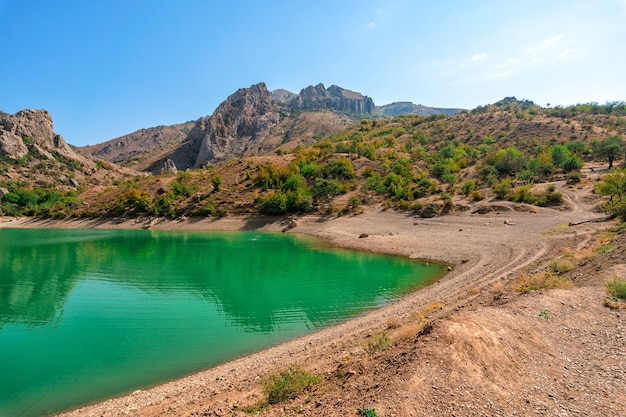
[524,34,564,55]
[469,52,487,62]
[367,22,376,30]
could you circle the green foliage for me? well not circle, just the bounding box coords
[596,168,626,220]
[261,366,322,405]
[171,171,197,197]
[322,157,356,181]
[211,175,222,191]
[347,195,362,209]
[490,147,527,177]
[0,183,80,217]
[314,178,344,198]
[493,178,512,199]
[461,179,476,196]
[592,135,625,169]
[259,191,288,214]
[605,277,626,299]
[358,407,379,417]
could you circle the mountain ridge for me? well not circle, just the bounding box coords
[77,82,464,172]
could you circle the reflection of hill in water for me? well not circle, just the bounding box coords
[0,229,444,330]
[0,230,86,327]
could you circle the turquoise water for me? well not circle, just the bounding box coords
[0,228,445,416]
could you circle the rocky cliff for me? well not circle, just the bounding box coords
[190,82,282,168]
[0,109,82,162]
[288,83,375,114]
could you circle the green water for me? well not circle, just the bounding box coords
[0,228,445,417]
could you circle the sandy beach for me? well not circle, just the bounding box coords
[2,175,625,416]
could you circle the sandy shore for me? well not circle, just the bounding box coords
[2,179,621,416]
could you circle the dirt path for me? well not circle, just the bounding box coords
[4,174,624,416]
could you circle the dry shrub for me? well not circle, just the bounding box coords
[549,258,576,274]
[466,287,480,296]
[513,272,574,293]
[491,281,504,292]
[394,323,426,342]
[385,317,402,330]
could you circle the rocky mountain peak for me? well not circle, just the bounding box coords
[288,83,375,114]
[192,82,282,167]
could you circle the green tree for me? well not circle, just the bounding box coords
[596,168,626,220]
[592,135,625,169]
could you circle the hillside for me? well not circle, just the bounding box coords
[77,83,463,174]
[42,99,625,221]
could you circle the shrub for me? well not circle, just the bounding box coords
[566,171,581,185]
[549,258,575,274]
[461,179,475,196]
[362,331,391,355]
[211,175,222,191]
[262,366,322,405]
[259,191,288,214]
[605,277,626,299]
[358,407,379,417]
[513,272,574,292]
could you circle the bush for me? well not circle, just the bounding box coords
[605,277,626,299]
[362,331,391,355]
[262,366,322,405]
[358,407,379,417]
[259,191,288,214]
[211,175,222,191]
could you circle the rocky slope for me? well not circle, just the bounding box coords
[80,122,195,170]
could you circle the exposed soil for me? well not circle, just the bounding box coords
[3,166,625,417]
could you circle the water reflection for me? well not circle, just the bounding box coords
[0,228,445,417]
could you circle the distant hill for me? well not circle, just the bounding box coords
[80,122,195,170]
[376,101,463,117]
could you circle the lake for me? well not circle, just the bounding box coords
[0,228,445,416]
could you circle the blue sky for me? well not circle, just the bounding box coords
[1,1,625,146]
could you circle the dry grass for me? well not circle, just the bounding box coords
[549,258,576,274]
[385,317,402,330]
[512,272,574,293]
[393,323,427,342]
[491,281,505,292]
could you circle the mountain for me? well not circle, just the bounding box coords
[288,83,375,114]
[77,82,463,173]
[376,101,463,117]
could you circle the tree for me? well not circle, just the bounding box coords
[596,168,626,220]
[592,135,625,169]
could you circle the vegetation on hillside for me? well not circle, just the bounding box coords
[2,100,626,219]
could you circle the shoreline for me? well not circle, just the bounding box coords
[1,196,616,416]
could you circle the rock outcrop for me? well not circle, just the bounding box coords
[191,82,282,167]
[0,109,80,161]
[288,83,375,114]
